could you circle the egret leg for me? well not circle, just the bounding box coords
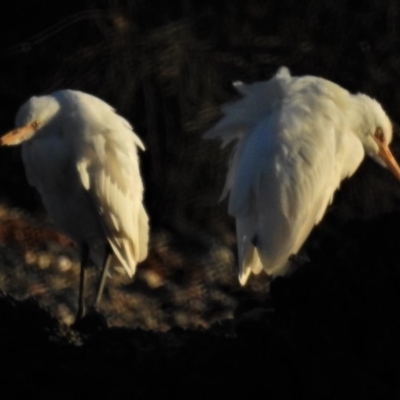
[76,243,90,320]
[72,245,109,333]
[94,246,112,311]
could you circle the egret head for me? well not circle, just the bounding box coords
[0,95,60,146]
[353,94,400,181]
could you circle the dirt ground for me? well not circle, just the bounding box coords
[1,204,400,399]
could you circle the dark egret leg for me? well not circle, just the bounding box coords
[72,244,109,333]
[76,242,90,320]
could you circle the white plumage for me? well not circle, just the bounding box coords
[205,67,400,285]
[1,90,149,318]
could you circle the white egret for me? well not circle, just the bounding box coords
[0,90,149,321]
[205,67,400,285]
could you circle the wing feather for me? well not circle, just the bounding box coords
[64,91,149,277]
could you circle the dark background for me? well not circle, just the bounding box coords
[0,1,400,398]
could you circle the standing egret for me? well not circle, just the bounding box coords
[205,67,400,285]
[0,90,149,322]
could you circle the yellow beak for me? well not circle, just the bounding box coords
[0,124,36,146]
[375,138,400,182]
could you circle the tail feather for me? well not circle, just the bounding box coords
[239,245,263,286]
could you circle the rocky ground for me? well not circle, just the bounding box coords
[0,204,270,330]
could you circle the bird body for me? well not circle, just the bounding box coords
[1,90,149,317]
[205,67,400,285]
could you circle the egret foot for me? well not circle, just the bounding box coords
[71,308,108,334]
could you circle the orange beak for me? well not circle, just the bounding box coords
[375,138,400,182]
[0,124,36,146]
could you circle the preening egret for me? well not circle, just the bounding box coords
[0,90,149,321]
[205,67,400,285]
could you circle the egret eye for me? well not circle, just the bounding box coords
[31,120,39,129]
[375,128,385,143]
